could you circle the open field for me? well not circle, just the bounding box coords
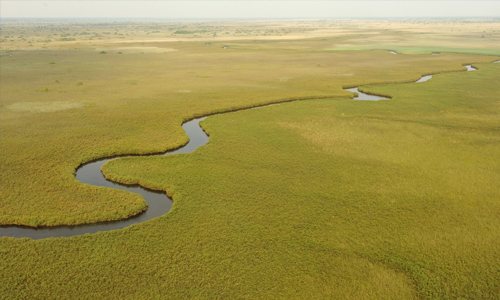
[1,19,500,299]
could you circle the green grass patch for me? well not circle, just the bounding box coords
[2,61,499,299]
[2,38,493,227]
[327,45,500,56]
[1,19,499,299]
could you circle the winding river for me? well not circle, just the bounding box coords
[0,64,486,239]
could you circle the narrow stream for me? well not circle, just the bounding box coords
[465,64,477,71]
[1,118,208,240]
[344,87,389,101]
[416,75,433,83]
[347,64,477,101]
[0,62,492,239]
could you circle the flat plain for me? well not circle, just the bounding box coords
[1,19,500,299]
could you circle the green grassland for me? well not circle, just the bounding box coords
[103,62,500,299]
[324,19,500,56]
[1,19,500,299]
[1,19,497,227]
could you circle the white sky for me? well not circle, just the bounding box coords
[1,1,500,19]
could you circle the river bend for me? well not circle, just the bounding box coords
[0,64,488,239]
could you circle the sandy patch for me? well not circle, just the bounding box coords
[8,101,84,113]
[279,77,293,82]
[327,73,354,77]
[177,90,192,93]
[99,47,177,54]
[104,29,349,44]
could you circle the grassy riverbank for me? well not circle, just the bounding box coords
[2,19,496,227]
[103,62,499,299]
[2,60,499,299]
[1,19,500,299]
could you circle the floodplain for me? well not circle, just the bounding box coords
[1,19,500,299]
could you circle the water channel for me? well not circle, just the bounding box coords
[0,64,489,239]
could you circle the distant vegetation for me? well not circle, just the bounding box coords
[173,30,208,34]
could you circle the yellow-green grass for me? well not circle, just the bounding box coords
[3,18,499,60]
[3,19,497,226]
[2,60,499,299]
[103,62,500,299]
[323,20,500,56]
[1,19,500,299]
[328,45,500,56]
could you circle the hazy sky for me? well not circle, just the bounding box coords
[1,1,500,19]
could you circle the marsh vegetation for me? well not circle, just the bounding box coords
[1,19,499,299]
